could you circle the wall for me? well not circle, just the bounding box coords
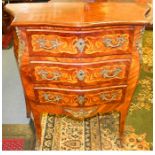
[2,48,30,124]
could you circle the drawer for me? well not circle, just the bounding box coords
[34,86,126,107]
[27,28,134,57]
[31,59,130,86]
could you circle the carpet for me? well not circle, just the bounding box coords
[38,30,152,151]
[2,139,25,151]
[2,123,36,150]
[2,32,13,49]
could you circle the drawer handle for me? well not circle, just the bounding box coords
[37,38,61,50]
[103,37,125,48]
[75,38,86,53]
[76,70,85,81]
[76,95,86,106]
[43,93,62,103]
[64,107,98,119]
[101,67,122,78]
[38,70,61,81]
[100,93,117,102]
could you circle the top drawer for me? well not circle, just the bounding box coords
[26,27,134,58]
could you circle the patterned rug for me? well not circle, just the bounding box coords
[2,139,25,151]
[38,30,153,151]
[2,123,36,150]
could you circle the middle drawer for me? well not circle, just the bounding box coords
[30,59,130,87]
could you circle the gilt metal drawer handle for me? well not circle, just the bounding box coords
[37,38,62,50]
[64,107,98,119]
[38,70,61,81]
[100,93,117,102]
[101,68,122,78]
[103,37,125,48]
[76,70,85,81]
[43,93,62,103]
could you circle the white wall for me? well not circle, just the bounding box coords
[2,48,30,124]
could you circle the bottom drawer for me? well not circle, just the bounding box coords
[34,86,126,107]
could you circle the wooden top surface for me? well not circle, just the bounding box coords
[5,2,150,27]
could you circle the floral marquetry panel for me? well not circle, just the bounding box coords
[31,34,77,54]
[27,29,132,57]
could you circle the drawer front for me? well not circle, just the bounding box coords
[31,59,130,86]
[34,86,126,107]
[27,28,133,57]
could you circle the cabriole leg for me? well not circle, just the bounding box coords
[119,110,128,147]
[32,111,42,146]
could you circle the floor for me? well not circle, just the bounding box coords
[2,121,36,150]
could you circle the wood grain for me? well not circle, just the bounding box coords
[5,2,150,27]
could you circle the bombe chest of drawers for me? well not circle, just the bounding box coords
[5,2,151,144]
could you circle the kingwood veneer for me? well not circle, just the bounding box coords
[5,2,151,145]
